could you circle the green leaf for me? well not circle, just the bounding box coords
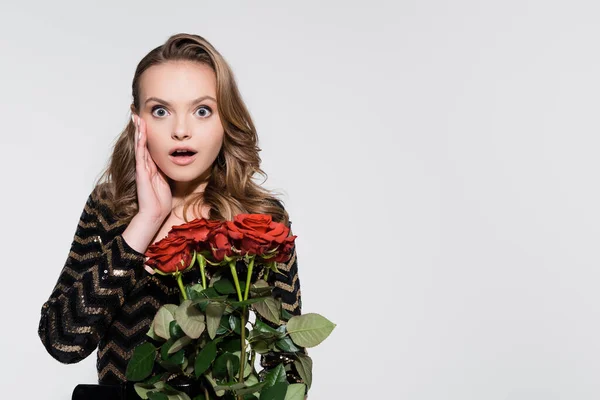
[217,315,231,335]
[204,373,226,397]
[220,338,242,353]
[168,336,192,354]
[175,299,206,339]
[213,352,239,380]
[229,297,273,308]
[213,382,246,392]
[133,382,156,399]
[161,384,193,400]
[249,339,273,354]
[263,364,286,388]
[232,350,252,378]
[213,277,237,294]
[186,283,205,300]
[153,307,175,340]
[143,374,165,385]
[275,337,300,353]
[193,294,228,311]
[252,297,281,325]
[146,324,163,341]
[126,343,156,381]
[201,287,219,299]
[283,384,306,400]
[160,339,185,365]
[161,338,175,360]
[169,320,185,339]
[233,382,266,396]
[206,301,227,339]
[248,330,278,346]
[254,320,279,335]
[250,280,274,297]
[245,373,259,386]
[286,313,336,348]
[293,354,312,389]
[280,309,293,322]
[166,348,185,365]
[164,304,178,315]
[194,341,217,378]
[259,382,287,400]
[148,392,169,400]
[229,314,242,335]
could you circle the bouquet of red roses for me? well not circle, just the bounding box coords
[125,214,335,400]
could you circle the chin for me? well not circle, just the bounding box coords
[166,168,210,183]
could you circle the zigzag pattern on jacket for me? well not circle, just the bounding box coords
[38,187,305,384]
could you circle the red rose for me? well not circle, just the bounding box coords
[271,235,296,263]
[144,234,194,274]
[207,224,235,262]
[168,218,223,242]
[226,214,294,258]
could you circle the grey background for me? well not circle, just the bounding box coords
[1,0,599,399]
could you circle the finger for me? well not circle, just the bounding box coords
[132,115,138,153]
[145,146,152,174]
[135,116,144,165]
[139,118,152,173]
[144,264,156,275]
[139,117,146,163]
[147,148,158,176]
[140,119,158,178]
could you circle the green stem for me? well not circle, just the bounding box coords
[243,256,255,301]
[238,306,247,389]
[175,272,188,300]
[229,260,243,302]
[197,253,207,289]
[263,268,270,282]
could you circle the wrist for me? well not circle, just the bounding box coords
[121,213,164,255]
[136,211,168,226]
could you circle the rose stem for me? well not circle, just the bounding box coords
[197,253,207,289]
[243,256,255,301]
[229,260,244,302]
[238,306,248,389]
[175,272,188,300]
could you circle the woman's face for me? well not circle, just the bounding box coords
[135,60,224,189]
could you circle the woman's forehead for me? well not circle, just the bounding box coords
[139,61,216,103]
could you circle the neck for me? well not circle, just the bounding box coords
[170,169,211,205]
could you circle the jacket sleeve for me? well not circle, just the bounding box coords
[37,189,147,364]
[259,220,309,386]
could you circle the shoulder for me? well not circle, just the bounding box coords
[84,183,123,226]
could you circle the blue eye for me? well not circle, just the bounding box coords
[151,106,168,118]
[196,106,212,118]
[150,105,213,118]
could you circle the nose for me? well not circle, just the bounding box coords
[171,118,191,140]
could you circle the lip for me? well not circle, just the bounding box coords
[169,146,197,155]
[169,153,197,166]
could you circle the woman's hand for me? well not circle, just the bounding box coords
[133,115,172,222]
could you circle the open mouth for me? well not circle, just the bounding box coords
[170,150,197,157]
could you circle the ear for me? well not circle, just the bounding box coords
[130,103,137,116]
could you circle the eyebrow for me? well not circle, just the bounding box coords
[144,95,217,106]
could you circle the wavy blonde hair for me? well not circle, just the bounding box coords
[93,33,290,227]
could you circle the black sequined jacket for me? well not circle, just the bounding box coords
[38,187,306,386]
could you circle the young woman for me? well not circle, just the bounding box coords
[37,33,306,399]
